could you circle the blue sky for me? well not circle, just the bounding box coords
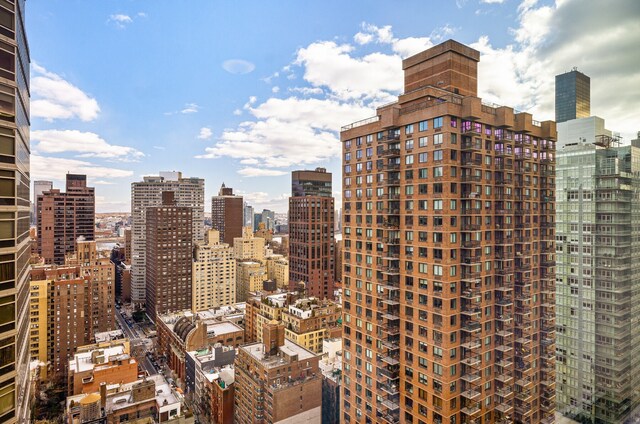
[27,0,640,212]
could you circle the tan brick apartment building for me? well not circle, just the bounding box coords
[340,40,556,424]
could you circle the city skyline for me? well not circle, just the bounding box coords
[27,0,640,213]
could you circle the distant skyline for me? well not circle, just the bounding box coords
[28,0,640,212]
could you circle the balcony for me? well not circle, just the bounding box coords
[461,322,481,333]
[462,239,481,248]
[495,373,514,384]
[383,178,401,186]
[461,222,481,231]
[380,325,400,336]
[379,382,399,396]
[461,174,481,182]
[515,378,534,390]
[461,306,481,318]
[380,148,401,157]
[378,412,400,424]
[461,372,481,384]
[461,207,482,215]
[461,139,482,151]
[461,388,481,401]
[381,266,400,275]
[461,339,481,350]
[461,403,481,418]
[461,355,481,367]
[495,403,514,414]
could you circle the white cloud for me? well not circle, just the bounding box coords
[32,130,144,161]
[153,145,165,150]
[164,103,199,115]
[272,86,280,93]
[31,155,134,181]
[197,97,371,168]
[222,59,256,75]
[31,64,100,122]
[197,127,213,140]
[237,168,287,177]
[91,180,115,185]
[289,87,324,96]
[233,109,242,116]
[352,22,438,58]
[236,191,290,211]
[137,12,147,18]
[181,103,198,114]
[240,158,260,165]
[108,14,133,28]
[295,41,402,101]
[480,0,506,3]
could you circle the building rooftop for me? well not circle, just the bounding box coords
[241,339,316,368]
[203,365,235,387]
[206,321,243,337]
[94,329,125,343]
[157,304,245,330]
[69,345,132,374]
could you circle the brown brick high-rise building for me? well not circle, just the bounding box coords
[289,168,335,299]
[211,183,243,246]
[234,322,322,423]
[145,191,193,321]
[340,40,556,424]
[37,174,95,264]
[30,240,116,382]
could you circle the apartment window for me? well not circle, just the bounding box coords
[419,168,428,179]
[419,137,428,147]
[434,150,443,161]
[405,139,414,150]
[434,117,443,129]
[433,265,443,276]
[406,124,414,135]
[434,167,443,177]
[418,153,428,163]
[434,133,443,145]
[406,155,414,165]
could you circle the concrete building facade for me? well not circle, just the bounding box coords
[193,229,236,312]
[340,40,556,424]
[130,172,204,306]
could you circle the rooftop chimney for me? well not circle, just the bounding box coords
[263,320,285,356]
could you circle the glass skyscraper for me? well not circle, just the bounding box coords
[555,116,640,423]
[555,69,591,124]
[0,1,31,422]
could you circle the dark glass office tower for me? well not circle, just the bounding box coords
[0,1,31,422]
[555,69,590,123]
